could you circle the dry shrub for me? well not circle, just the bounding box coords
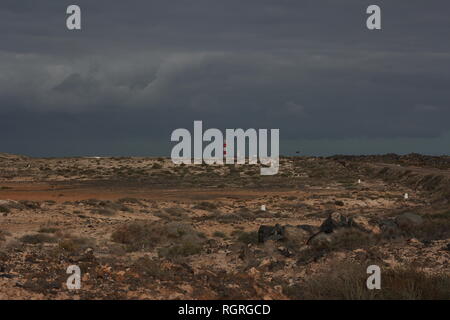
[158,241,203,258]
[196,209,257,223]
[18,200,40,209]
[213,231,227,238]
[285,262,450,300]
[0,230,11,241]
[152,163,163,169]
[116,197,143,205]
[38,227,59,234]
[164,206,187,218]
[217,213,243,223]
[20,233,57,244]
[388,214,450,241]
[82,199,132,215]
[410,218,450,241]
[58,236,95,254]
[111,222,159,251]
[298,229,375,264]
[153,211,171,220]
[131,256,165,278]
[90,208,116,216]
[193,201,218,211]
[233,230,259,245]
[111,221,205,254]
[329,229,375,250]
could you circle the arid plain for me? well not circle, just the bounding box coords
[0,153,449,299]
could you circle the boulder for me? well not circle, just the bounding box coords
[257,212,364,246]
[258,224,285,243]
[319,212,360,233]
[306,212,368,245]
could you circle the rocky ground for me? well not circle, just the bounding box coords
[0,153,449,299]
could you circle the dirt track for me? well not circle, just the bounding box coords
[0,181,304,203]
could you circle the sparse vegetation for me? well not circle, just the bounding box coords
[20,233,57,244]
[234,230,259,245]
[58,236,94,254]
[285,262,450,300]
[1,154,450,299]
[90,208,116,216]
[297,229,376,264]
[111,222,159,251]
[193,201,218,210]
[213,231,227,238]
[0,230,11,241]
[38,227,59,233]
[111,221,205,253]
[158,241,203,258]
[117,197,143,205]
[152,163,163,169]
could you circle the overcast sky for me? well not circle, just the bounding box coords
[0,0,449,157]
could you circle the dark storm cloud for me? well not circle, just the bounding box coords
[0,0,449,156]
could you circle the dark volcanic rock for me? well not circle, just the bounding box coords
[259,212,365,245]
[258,224,285,243]
[319,212,360,232]
[306,212,366,245]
